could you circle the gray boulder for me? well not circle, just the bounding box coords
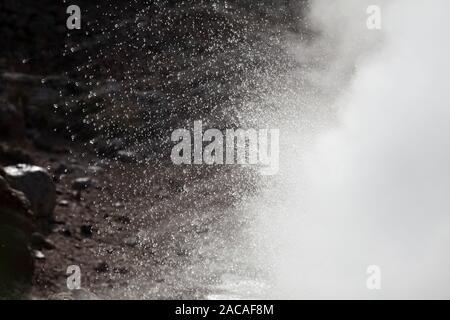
[4,164,56,229]
[0,175,35,235]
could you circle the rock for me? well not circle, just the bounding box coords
[30,232,55,250]
[113,202,124,208]
[95,138,125,157]
[33,250,45,260]
[58,226,72,237]
[54,163,73,175]
[0,175,35,235]
[94,261,109,273]
[0,98,25,140]
[87,165,103,175]
[57,199,69,207]
[113,214,131,224]
[0,172,35,297]
[0,225,34,298]
[71,177,92,191]
[80,224,94,237]
[134,89,165,104]
[114,266,129,275]
[3,164,56,230]
[116,150,138,163]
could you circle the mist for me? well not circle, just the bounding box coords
[252,0,450,299]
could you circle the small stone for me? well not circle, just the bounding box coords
[71,177,92,191]
[114,267,129,275]
[87,165,103,174]
[33,250,45,260]
[94,261,109,273]
[113,202,124,208]
[113,215,131,224]
[72,191,81,201]
[30,232,56,250]
[0,223,34,295]
[95,138,124,157]
[80,224,94,237]
[116,150,137,163]
[54,163,73,175]
[58,199,69,207]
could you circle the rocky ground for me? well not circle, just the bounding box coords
[1,118,263,299]
[0,0,309,299]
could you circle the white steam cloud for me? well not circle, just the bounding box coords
[253,0,450,299]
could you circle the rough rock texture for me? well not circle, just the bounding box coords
[0,224,34,298]
[0,175,34,234]
[0,171,35,298]
[4,164,56,231]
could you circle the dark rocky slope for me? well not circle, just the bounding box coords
[0,0,310,298]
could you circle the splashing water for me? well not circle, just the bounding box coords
[127,0,450,300]
[244,0,450,299]
[67,0,450,299]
